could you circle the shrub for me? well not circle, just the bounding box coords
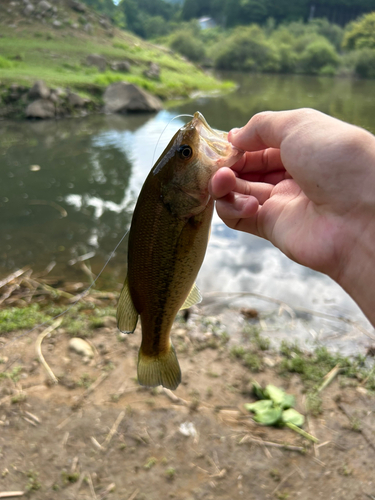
[343,12,375,50]
[170,30,206,62]
[353,48,375,78]
[299,39,339,74]
[276,43,298,73]
[143,15,170,39]
[214,25,279,72]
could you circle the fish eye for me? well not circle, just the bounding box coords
[178,145,193,160]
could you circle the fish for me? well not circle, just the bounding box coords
[116,112,243,390]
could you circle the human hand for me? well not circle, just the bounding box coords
[210,109,375,324]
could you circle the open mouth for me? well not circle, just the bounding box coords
[192,111,244,165]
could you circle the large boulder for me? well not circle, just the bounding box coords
[103,82,163,114]
[26,99,55,119]
[28,80,50,100]
[86,53,106,72]
[67,92,86,107]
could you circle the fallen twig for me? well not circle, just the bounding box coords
[0,493,25,499]
[72,372,109,409]
[0,493,24,499]
[286,422,319,443]
[0,268,29,289]
[24,411,40,424]
[238,435,305,452]
[98,483,116,500]
[318,364,342,393]
[272,469,297,496]
[162,388,188,406]
[35,318,63,384]
[87,473,97,500]
[102,411,125,450]
[127,488,139,500]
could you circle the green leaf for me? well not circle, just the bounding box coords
[264,384,286,405]
[281,393,295,410]
[264,384,295,409]
[244,400,273,413]
[282,408,305,427]
[253,407,283,426]
[252,381,266,399]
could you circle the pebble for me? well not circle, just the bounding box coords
[68,337,94,358]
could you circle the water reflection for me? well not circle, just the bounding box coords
[1,74,375,352]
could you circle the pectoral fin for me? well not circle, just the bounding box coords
[117,276,138,333]
[180,282,202,310]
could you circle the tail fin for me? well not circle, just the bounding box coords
[137,345,181,390]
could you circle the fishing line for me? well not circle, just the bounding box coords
[1,228,130,349]
[151,114,194,167]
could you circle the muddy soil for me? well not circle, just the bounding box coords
[1,315,374,500]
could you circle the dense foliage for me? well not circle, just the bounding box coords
[77,0,375,79]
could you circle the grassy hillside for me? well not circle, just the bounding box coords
[0,0,233,102]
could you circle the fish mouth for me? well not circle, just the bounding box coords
[191,111,244,167]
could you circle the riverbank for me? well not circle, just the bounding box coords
[1,271,374,499]
[0,0,233,119]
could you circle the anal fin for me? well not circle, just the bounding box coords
[116,275,138,333]
[180,282,202,310]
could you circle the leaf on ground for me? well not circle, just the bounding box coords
[282,408,305,427]
[244,399,274,413]
[253,407,283,426]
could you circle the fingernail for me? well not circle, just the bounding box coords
[230,128,240,136]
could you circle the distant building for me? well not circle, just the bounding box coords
[198,16,216,29]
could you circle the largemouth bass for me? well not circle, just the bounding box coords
[117,112,243,390]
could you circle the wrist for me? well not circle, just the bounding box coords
[335,217,375,326]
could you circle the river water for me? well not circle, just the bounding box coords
[1,73,375,354]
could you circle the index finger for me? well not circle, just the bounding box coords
[228,108,320,151]
[231,148,285,175]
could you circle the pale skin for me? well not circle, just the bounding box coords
[209,108,375,327]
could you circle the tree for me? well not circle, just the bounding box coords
[342,11,375,49]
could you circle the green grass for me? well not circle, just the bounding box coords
[0,303,51,333]
[0,27,234,100]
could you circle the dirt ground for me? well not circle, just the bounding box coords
[1,310,374,500]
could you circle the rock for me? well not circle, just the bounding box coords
[67,92,86,107]
[28,80,50,99]
[37,0,51,14]
[103,82,163,114]
[86,53,106,72]
[52,20,62,28]
[70,0,86,13]
[111,61,131,73]
[68,337,94,358]
[83,22,92,34]
[5,84,27,103]
[99,17,111,30]
[144,62,160,80]
[23,3,34,15]
[26,99,55,118]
